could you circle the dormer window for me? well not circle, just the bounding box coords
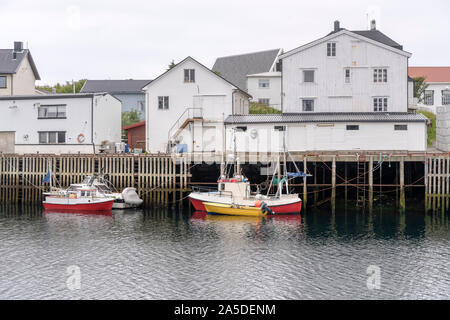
[327,43,336,57]
[184,69,195,83]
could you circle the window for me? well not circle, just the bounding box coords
[0,76,6,88]
[344,69,351,83]
[303,70,315,83]
[184,69,195,83]
[302,99,314,111]
[138,101,145,113]
[442,90,450,105]
[373,68,388,83]
[158,96,169,110]
[38,104,66,119]
[394,125,408,131]
[424,90,434,106]
[38,131,66,144]
[258,98,270,105]
[327,43,336,57]
[373,97,388,112]
[258,79,270,88]
[346,125,359,130]
[274,126,286,131]
[235,126,247,132]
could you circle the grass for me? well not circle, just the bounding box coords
[249,102,281,114]
[418,109,436,147]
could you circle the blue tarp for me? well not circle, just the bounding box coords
[42,170,51,183]
[286,171,307,181]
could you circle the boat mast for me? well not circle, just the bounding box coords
[220,113,226,179]
[283,129,288,194]
[48,158,52,190]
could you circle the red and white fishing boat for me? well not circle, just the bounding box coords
[43,186,114,211]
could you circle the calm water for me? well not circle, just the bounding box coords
[0,204,449,300]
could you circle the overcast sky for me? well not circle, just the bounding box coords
[2,0,449,85]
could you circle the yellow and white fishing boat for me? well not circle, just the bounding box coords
[204,202,272,217]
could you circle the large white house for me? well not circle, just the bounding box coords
[0,41,40,96]
[226,20,428,152]
[0,93,122,154]
[409,67,450,114]
[212,49,283,110]
[143,57,251,153]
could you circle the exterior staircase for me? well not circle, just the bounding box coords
[167,108,203,153]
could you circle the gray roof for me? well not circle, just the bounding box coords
[0,49,40,80]
[81,80,152,94]
[329,29,403,50]
[212,49,281,91]
[225,113,428,124]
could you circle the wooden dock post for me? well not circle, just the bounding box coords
[331,156,336,213]
[400,157,405,212]
[303,156,307,208]
[369,156,373,209]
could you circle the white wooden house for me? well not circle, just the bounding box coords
[213,49,283,110]
[0,93,122,154]
[409,67,450,114]
[226,20,428,152]
[143,56,251,153]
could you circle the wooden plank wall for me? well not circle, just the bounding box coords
[0,154,190,206]
[425,155,450,211]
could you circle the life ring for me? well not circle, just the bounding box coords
[77,133,85,143]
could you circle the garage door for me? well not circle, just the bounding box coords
[0,132,15,153]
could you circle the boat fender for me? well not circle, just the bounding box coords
[254,200,262,207]
[77,133,85,143]
[260,201,274,215]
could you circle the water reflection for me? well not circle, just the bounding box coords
[0,204,448,299]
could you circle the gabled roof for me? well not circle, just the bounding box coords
[123,120,145,131]
[212,49,282,91]
[280,28,410,59]
[81,79,151,94]
[0,49,40,80]
[408,67,450,83]
[142,56,251,98]
[225,113,428,124]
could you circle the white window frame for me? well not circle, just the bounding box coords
[158,96,169,110]
[38,104,67,119]
[327,42,336,57]
[0,76,6,88]
[184,69,195,83]
[38,131,66,144]
[258,79,270,88]
[442,90,450,105]
[394,124,408,131]
[344,68,351,84]
[424,90,434,106]
[373,68,388,83]
[373,97,388,112]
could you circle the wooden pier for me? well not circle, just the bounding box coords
[0,154,190,206]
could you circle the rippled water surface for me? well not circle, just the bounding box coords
[0,204,449,299]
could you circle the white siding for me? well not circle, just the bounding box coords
[282,33,409,113]
[417,82,450,114]
[247,73,282,110]
[227,122,427,152]
[144,57,249,153]
[0,94,121,154]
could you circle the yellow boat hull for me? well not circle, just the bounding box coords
[204,202,267,217]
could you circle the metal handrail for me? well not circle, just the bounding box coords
[167,107,203,141]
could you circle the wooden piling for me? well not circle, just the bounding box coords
[369,156,373,209]
[331,156,336,213]
[303,156,307,208]
[400,157,405,212]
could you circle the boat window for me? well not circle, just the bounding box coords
[81,191,85,197]
[219,183,225,191]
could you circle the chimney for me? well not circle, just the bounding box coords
[370,20,376,31]
[334,20,340,32]
[14,41,23,52]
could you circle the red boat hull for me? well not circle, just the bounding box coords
[189,197,302,214]
[43,200,114,211]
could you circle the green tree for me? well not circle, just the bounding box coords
[122,110,142,128]
[168,60,176,70]
[36,79,87,93]
[413,77,429,103]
